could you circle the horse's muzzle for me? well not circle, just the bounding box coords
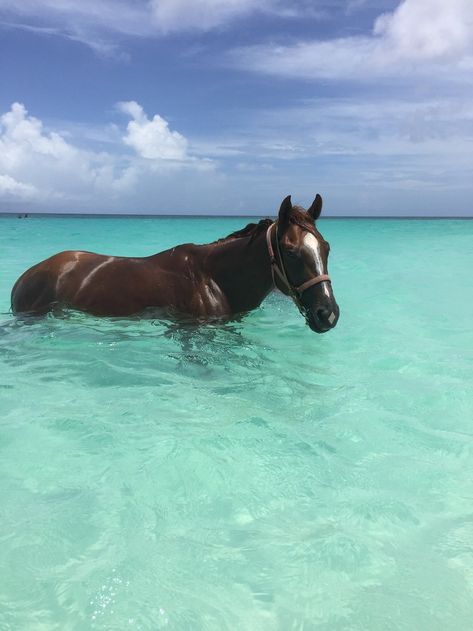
[307,304,340,333]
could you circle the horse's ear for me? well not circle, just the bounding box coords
[278,195,292,230]
[307,194,323,220]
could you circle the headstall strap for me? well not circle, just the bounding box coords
[265,222,331,315]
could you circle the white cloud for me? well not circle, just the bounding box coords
[230,0,473,80]
[1,20,129,59]
[191,96,473,170]
[118,101,189,160]
[0,174,37,199]
[1,102,76,163]
[1,98,472,216]
[0,102,214,212]
[149,0,272,33]
[0,0,153,38]
[0,0,313,52]
[183,93,473,215]
[374,0,473,61]
[0,102,105,201]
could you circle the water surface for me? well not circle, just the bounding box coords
[0,216,472,630]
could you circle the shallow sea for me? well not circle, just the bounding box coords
[0,215,472,630]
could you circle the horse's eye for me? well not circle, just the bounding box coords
[286,249,298,258]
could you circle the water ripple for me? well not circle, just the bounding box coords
[1,217,472,629]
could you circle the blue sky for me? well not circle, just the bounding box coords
[0,0,472,216]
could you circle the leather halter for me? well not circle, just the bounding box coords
[266,222,331,314]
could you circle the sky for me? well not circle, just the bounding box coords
[0,0,472,216]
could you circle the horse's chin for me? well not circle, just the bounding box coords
[307,322,330,334]
[306,314,332,334]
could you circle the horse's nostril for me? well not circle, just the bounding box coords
[316,308,330,323]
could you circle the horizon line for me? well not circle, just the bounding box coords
[1,212,472,220]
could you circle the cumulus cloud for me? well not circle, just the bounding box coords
[0,102,214,212]
[230,0,473,80]
[0,174,37,199]
[374,0,473,62]
[1,96,471,216]
[1,102,76,162]
[118,101,189,160]
[0,102,104,201]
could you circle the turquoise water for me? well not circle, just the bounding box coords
[0,216,472,630]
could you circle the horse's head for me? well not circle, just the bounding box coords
[271,194,340,333]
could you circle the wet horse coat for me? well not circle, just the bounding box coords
[11,195,340,333]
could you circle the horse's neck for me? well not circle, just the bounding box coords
[205,230,274,311]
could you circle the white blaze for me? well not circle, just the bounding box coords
[302,233,331,298]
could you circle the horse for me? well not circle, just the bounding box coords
[11,194,340,333]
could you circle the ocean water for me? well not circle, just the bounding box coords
[0,215,472,631]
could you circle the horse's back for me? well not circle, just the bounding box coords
[11,242,228,318]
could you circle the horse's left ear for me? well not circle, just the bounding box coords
[307,194,323,220]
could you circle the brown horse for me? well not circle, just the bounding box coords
[11,195,339,333]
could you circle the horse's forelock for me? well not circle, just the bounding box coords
[288,205,316,234]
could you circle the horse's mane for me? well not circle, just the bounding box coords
[215,218,273,244]
[213,206,315,246]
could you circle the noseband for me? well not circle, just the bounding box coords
[266,222,331,315]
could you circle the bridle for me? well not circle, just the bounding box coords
[266,222,331,317]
